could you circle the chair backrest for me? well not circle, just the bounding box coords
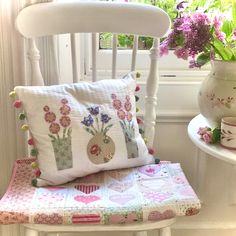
[16,1,170,148]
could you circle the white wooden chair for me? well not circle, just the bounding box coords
[0,2,200,236]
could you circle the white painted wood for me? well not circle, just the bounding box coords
[195,149,207,203]
[229,165,236,205]
[160,227,171,236]
[23,219,175,233]
[70,33,78,83]
[188,114,236,165]
[112,34,117,79]
[131,35,138,71]
[16,2,170,38]
[133,231,147,236]
[91,33,97,81]
[25,228,39,236]
[144,38,160,147]
[27,39,44,85]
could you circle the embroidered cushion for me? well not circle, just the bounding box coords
[14,73,154,186]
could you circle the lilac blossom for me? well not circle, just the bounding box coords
[176,1,188,11]
[215,31,226,42]
[233,28,236,40]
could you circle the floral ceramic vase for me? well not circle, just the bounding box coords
[198,60,236,127]
[81,106,115,164]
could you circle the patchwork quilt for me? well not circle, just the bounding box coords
[0,159,200,225]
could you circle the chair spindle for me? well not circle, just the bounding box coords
[112,34,117,79]
[91,33,97,81]
[144,38,160,147]
[131,35,138,71]
[27,39,44,86]
[70,33,79,83]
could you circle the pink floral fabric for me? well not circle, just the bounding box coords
[0,159,200,225]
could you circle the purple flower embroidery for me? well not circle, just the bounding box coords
[81,114,94,127]
[101,113,111,123]
[88,107,99,116]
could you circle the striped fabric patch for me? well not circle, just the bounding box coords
[74,184,99,194]
[72,214,101,224]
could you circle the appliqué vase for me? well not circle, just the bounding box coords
[87,132,115,164]
[198,60,236,127]
[52,136,73,170]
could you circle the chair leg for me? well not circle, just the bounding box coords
[25,228,39,236]
[159,227,171,236]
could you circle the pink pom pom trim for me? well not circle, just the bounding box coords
[148,148,155,155]
[13,100,22,108]
[135,85,140,92]
[28,138,34,146]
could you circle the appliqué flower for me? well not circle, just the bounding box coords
[101,113,111,123]
[117,110,126,120]
[61,98,68,104]
[126,112,132,121]
[88,107,99,116]
[43,105,50,112]
[59,116,71,128]
[113,99,122,110]
[49,122,60,134]
[81,114,94,127]
[44,112,56,123]
[60,105,71,115]
[90,144,101,155]
[124,101,132,112]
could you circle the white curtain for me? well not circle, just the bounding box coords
[0,0,58,235]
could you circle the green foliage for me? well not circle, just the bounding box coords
[100,0,234,50]
[212,128,221,143]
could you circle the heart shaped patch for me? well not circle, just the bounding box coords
[138,165,161,177]
[74,184,100,194]
[109,194,135,205]
[74,195,100,204]
[108,181,133,193]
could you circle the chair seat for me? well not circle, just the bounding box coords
[0,159,200,225]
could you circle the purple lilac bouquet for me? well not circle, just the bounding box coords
[160,1,236,68]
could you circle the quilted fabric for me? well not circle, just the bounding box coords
[0,159,200,225]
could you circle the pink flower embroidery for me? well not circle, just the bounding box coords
[59,116,71,128]
[90,144,101,156]
[49,122,60,134]
[124,101,132,112]
[43,105,50,112]
[60,105,71,115]
[117,110,126,120]
[44,112,56,123]
[61,98,68,104]
[126,112,132,121]
[113,99,122,110]
[111,94,117,99]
